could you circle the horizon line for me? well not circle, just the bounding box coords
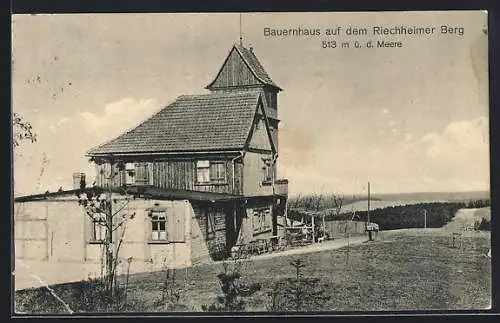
[287,189,491,198]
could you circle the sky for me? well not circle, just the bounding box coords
[12,11,489,197]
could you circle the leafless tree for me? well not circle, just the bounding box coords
[12,112,37,148]
[75,159,135,297]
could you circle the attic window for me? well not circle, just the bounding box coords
[255,118,261,130]
[262,157,273,182]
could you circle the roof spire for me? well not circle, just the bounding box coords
[239,13,243,45]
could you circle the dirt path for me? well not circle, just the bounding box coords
[221,235,368,264]
[225,208,489,263]
[379,208,490,240]
[442,208,479,232]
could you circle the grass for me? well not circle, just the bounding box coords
[15,230,491,313]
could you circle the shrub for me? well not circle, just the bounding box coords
[475,218,491,231]
[14,278,132,314]
[202,263,260,312]
[289,202,465,231]
[267,258,330,311]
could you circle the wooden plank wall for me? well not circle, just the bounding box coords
[211,49,261,89]
[96,160,244,195]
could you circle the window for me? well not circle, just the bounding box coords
[253,208,271,234]
[262,158,273,182]
[207,210,216,239]
[125,162,151,185]
[125,162,135,185]
[147,205,185,243]
[197,160,226,184]
[210,162,226,182]
[135,163,151,185]
[151,211,167,241]
[92,213,107,242]
[197,160,210,183]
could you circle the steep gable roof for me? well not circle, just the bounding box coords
[247,92,277,152]
[206,44,282,91]
[87,91,263,156]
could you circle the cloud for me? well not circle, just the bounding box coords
[48,116,70,133]
[404,133,413,143]
[421,117,488,159]
[279,163,340,195]
[14,97,161,196]
[80,97,160,142]
[418,116,489,187]
[382,108,390,115]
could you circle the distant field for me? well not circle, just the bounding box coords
[337,191,490,214]
[372,191,490,203]
[337,200,427,214]
[474,207,491,221]
[291,190,490,215]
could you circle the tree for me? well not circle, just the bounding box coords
[267,258,331,311]
[75,158,135,298]
[12,112,37,148]
[202,262,261,312]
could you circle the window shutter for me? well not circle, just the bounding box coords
[167,210,176,242]
[135,163,149,185]
[175,209,185,242]
[171,202,186,242]
[85,214,93,243]
[144,210,151,260]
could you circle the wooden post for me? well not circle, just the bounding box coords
[367,182,370,224]
[311,215,315,243]
[367,181,373,241]
[322,213,326,239]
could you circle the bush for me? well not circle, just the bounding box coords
[289,202,465,231]
[202,263,259,312]
[14,278,133,314]
[267,258,330,311]
[475,218,491,231]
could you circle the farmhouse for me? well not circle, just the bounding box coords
[14,43,289,280]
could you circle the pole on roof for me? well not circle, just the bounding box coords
[239,13,243,45]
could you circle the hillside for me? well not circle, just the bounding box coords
[15,208,491,313]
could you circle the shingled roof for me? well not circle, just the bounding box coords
[87,91,264,156]
[234,44,282,90]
